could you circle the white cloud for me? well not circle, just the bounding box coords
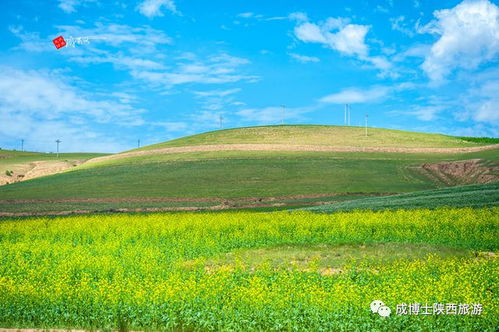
[420,0,499,82]
[0,67,146,152]
[136,0,179,18]
[151,121,188,132]
[193,89,242,112]
[289,12,309,22]
[55,23,172,50]
[58,0,96,13]
[463,80,499,123]
[131,54,258,88]
[294,20,368,56]
[289,53,320,63]
[8,26,48,52]
[11,23,172,55]
[193,89,241,98]
[237,12,263,19]
[319,86,390,104]
[294,22,327,44]
[292,16,392,72]
[390,16,415,37]
[409,106,443,121]
[236,106,309,124]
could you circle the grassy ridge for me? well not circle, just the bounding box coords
[132,125,485,151]
[304,182,499,212]
[0,208,497,330]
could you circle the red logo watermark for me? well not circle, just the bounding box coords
[52,36,66,49]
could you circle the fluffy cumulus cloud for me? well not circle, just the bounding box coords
[292,15,391,72]
[294,19,368,56]
[319,86,390,104]
[421,0,499,82]
[136,0,179,18]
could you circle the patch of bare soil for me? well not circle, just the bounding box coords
[418,159,499,186]
[85,143,499,164]
[0,160,83,186]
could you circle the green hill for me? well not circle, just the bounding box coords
[131,125,495,151]
[0,126,497,215]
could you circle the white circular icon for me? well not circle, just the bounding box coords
[378,305,391,317]
[370,300,384,313]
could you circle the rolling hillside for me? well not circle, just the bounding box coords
[0,125,497,215]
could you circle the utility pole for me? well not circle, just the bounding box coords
[348,104,351,126]
[137,139,141,148]
[21,139,24,152]
[55,139,61,158]
[344,104,347,125]
[365,113,368,137]
[219,114,223,129]
[281,105,285,125]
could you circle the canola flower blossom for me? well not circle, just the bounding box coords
[0,208,497,330]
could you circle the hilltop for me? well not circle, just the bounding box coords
[132,125,495,151]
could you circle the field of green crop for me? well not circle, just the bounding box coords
[0,208,497,330]
[304,182,499,213]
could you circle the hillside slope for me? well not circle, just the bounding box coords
[0,126,497,215]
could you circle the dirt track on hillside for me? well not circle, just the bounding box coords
[0,160,83,186]
[85,143,499,165]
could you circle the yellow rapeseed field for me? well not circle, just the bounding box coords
[0,208,497,330]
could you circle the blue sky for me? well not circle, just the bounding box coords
[0,0,498,152]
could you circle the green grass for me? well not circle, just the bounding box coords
[1,149,497,214]
[455,136,499,144]
[0,149,106,165]
[132,125,488,151]
[0,157,436,200]
[81,148,499,169]
[303,182,499,212]
[0,127,496,214]
[0,208,497,330]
